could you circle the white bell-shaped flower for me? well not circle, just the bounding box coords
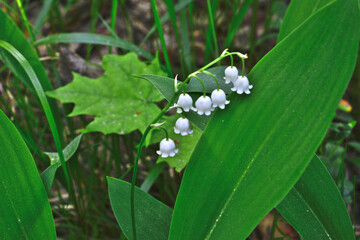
[194,96,214,116]
[211,89,230,109]
[175,93,195,113]
[231,76,253,94]
[156,138,179,158]
[174,117,193,136]
[224,66,238,84]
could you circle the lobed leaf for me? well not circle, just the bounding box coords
[48,53,166,135]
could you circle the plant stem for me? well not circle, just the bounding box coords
[207,0,219,58]
[203,70,219,90]
[150,0,173,77]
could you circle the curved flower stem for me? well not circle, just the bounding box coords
[241,57,245,77]
[130,50,247,240]
[230,54,234,68]
[192,75,207,97]
[203,70,219,91]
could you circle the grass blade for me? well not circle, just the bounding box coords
[34,33,153,60]
[0,40,72,195]
[224,0,254,48]
[150,0,173,76]
[141,0,193,45]
[34,0,54,32]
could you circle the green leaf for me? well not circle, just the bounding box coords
[277,0,334,42]
[107,177,172,240]
[47,53,166,134]
[276,0,355,238]
[169,0,360,239]
[34,33,153,60]
[41,134,83,194]
[277,155,355,239]
[0,9,63,141]
[0,40,71,198]
[0,110,56,239]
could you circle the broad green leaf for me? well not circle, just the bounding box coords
[41,134,83,194]
[0,110,56,239]
[107,177,172,240]
[277,155,355,239]
[47,53,166,135]
[276,0,355,238]
[148,115,202,172]
[34,33,153,60]
[169,0,360,239]
[277,0,334,42]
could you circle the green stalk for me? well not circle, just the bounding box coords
[192,75,207,97]
[150,0,173,77]
[203,70,219,90]
[16,0,39,55]
[109,0,118,53]
[130,51,246,240]
[206,0,219,58]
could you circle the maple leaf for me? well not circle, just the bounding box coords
[47,53,166,134]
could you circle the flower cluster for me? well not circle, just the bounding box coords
[157,65,253,158]
[224,66,253,94]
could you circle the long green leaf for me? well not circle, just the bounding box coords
[0,110,56,239]
[277,155,355,239]
[108,177,172,240]
[0,40,71,195]
[277,0,334,42]
[274,0,355,238]
[34,33,153,60]
[0,9,63,141]
[169,0,360,239]
[34,0,54,32]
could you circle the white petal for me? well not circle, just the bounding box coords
[225,100,230,105]
[245,90,250,94]
[183,107,190,112]
[174,127,180,134]
[174,149,179,153]
[219,104,225,109]
[205,111,211,116]
[197,110,204,115]
[212,103,218,108]
[177,108,183,113]
[231,87,237,91]
[162,153,169,158]
[188,129,193,134]
[249,85,253,89]
[156,150,162,155]
[169,152,175,157]
[181,132,188,136]
[237,90,244,94]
